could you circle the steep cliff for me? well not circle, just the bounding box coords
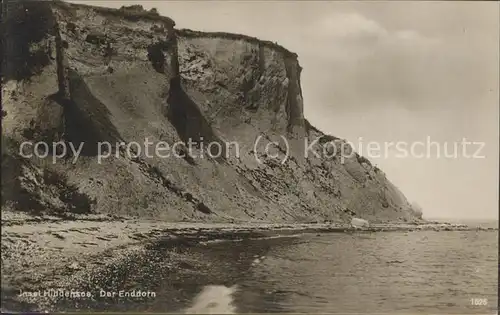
[1,1,419,223]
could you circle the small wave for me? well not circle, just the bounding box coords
[251,255,266,266]
[199,234,302,245]
[184,285,238,314]
[248,234,303,241]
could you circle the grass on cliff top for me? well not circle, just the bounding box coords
[177,28,298,58]
[51,1,297,58]
[52,1,175,27]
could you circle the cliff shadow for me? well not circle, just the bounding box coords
[166,80,226,163]
[58,70,122,157]
[1,1,55,81]
[147,41,167,73]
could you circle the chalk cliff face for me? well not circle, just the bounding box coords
[1,1,419,223]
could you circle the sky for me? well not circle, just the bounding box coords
[70,1,499,220]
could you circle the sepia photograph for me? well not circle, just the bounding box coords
[1,0,498,313]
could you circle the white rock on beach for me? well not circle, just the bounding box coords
[351,217,370,228]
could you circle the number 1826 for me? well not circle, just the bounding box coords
[470,298,488,306]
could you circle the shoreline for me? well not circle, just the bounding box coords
[1,211,497,312]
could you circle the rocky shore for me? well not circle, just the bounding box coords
[2,210,496,312]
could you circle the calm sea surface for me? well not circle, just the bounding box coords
[227,230,498,314]
[45,227,498,314]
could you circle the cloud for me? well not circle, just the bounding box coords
[315,12,389,42]
[392,29,441,49]
[305,12,440,57]
[296,12,472,111]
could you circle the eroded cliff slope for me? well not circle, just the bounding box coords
[1,1,419,223]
